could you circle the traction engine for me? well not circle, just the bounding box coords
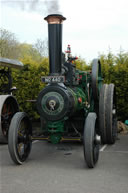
[0,58,23,144]
[8,14,117,168]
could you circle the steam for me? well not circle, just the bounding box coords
[1,0,61,15]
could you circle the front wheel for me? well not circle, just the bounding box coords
[83,113,100,168]
[8,112,32,165]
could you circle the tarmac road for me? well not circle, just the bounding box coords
[0,134,128,193]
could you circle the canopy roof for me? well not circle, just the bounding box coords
[0,58,23,69]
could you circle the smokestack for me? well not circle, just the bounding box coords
[44,14,66,75]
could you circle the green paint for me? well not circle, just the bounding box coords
[68,87,86,111]
[50,133,62,144]
[47,120,65,144]
[47,120,64,132]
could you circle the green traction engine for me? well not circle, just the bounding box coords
[8,14,117,168]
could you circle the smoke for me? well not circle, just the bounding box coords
[1,0,40,12]
[1,0,61,15]
[44,0,61,14]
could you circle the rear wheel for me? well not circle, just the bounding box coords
[99,84,117,144]
[0,95,19,144]
[91,59,102,102]
[83,113,100,168]
[8,112,32,165]
[106,84,117,144]
[99,84,108,144]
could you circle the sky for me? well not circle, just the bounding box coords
[0,0,128,62]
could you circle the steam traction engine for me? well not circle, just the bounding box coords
[8,14,117,168]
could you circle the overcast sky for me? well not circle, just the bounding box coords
[0,0,128,62]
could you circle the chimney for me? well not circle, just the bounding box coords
[44,14,66,75]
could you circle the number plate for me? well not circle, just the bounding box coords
[41,76,65,83]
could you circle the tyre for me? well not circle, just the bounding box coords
[91,59,102,102]
[99,84,117,144]
[106,84,117,144]
[8,112,32,165]
[83,113,100,168]
[0,95,19,144]
[99,84,108,144]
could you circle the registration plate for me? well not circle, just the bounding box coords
[41,76,65,83]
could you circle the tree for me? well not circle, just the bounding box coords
[75,58,90,71]
[34,38,48,58]
[100,51,115,84]
[100,51,128,121]
[18,43,42,63]
[0,28,20,59]
[12,57,49,120]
